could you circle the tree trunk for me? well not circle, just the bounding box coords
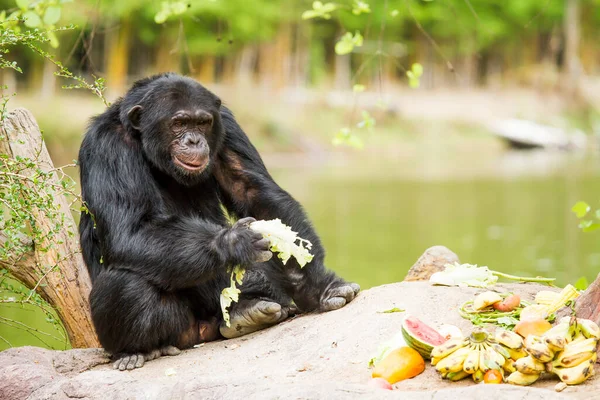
[0,108,99,349]
[105,18,132,97]
[563,0,581,97]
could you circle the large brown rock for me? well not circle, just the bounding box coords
[1,281,598,399]
[404,246,459,281]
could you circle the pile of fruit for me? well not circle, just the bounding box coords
[431,328,526,383]
[506,317,599,386]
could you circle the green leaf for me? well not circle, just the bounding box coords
[334,31,363,55]
[352,84,365,93]
[412,63,423,77]
[582,222,600,233]
[574,276,589,291]
[23,11,42,28]
[47,30,59,48]
[43,6,61,25]
[16,0,30,10]
[595,209,600,220]
[377,307,404,314]
[390,9,399,17]
[335,33,355,55]
[572,201,590,218]
[301,10,319,19]
[352,0,371,15]
[154,10,169,24]
[171,1,188,15]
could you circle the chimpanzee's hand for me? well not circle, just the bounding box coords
[319,280,361,311]
[219,217,272,265]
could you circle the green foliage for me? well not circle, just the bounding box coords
[302,1,339,20]
[571,201,600,233]
[334,30,363,55]
[574,276,589,291]
[332,127,363,149]
[406,63,423,88]
[154,0,190,24]
[5,0,73,48]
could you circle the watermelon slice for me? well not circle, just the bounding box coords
[401,315,447,360]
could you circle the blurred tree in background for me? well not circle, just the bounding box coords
[1,0,599,98]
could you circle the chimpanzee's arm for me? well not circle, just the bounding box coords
[215,108,359,311]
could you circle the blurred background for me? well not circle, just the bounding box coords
[1,0,600,349]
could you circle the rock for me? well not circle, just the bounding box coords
[1,281,598,399]
[573,273,600,359]
[404,246,459,281]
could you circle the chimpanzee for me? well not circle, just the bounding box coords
[78,73,360,370]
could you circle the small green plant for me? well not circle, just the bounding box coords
[571,201,600,232]
[0,1,108,349]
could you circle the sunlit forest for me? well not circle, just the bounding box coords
[1,0,600,350]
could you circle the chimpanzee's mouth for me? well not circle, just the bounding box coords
[173,157,207,172]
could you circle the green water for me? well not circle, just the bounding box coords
[1,146,599,351]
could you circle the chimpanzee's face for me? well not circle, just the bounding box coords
[126,77,223,185]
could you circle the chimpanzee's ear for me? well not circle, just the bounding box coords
[127,105,143,130]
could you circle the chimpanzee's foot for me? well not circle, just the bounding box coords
[320,282,361,311]
[220,299,293,339]
[112,345,181,371]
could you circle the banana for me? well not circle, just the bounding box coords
[472,369,485,383]
[463,345,480,374]
[514,356,545,375]
[431,338,468,359]
[486,345,506,367]
[545,336,567,352]
[473,291,502,311]
[506,346,527,361]
[524,335,554,363]
[447,370,470,381]
[431,356,442,366]
[579,318,600,340]
[552,338,598,368]
[552,356,596,385]
[503,357,516,374]
[435,346,471,373]
[479,345,491,373]
[491,343,511,360]
[495,329,524,350]
[506,371,541,386]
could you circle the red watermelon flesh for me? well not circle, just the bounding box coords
[404,316,446,345]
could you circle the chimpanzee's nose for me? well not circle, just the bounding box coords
[184,135,201,146]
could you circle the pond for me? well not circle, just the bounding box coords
[1,142,599,351]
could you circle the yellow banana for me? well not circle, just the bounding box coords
[545,336,567,352]
[431,338,468,359]
[463,345,480,374]
[524,335,554,363]
[552,356,596,385]
[506,371,541,386]
[473,291,502,311]
[495,329,524,350]
[491,343,511,360]
[552,338,598,368]
[435,346,471,373]
[472,369,485,383]
[502,357,516,374]
[447,370,470,381]
[431,356,442,366]
[506,346,527,361]
[578,319,600,340]
[479,345,491,372]
[514,356,545,375]
[486,345,506,368]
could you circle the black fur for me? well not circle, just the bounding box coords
[78,73,355,356]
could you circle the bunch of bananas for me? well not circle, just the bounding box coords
[507,317,600,386]
[431,328,526,382]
